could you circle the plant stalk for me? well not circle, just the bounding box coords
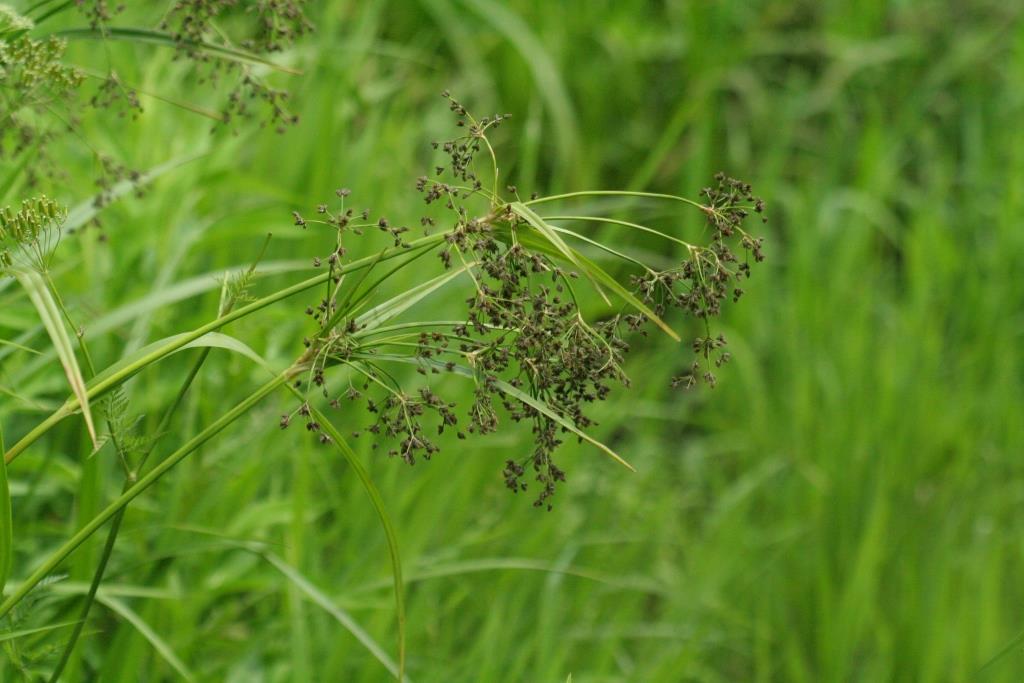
[3,233,446,465]
[0,367,300,619]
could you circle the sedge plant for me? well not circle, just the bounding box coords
[0,2,766,680]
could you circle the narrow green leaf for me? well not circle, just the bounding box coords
[510,201,610,304]
[0,338,41,355]
[87,332,273,391]
[514,231,681,341]
[522,189,706,212]
[978,627,1024,678]
[300,406,409,683]
[13,270,98,448]
[570,249,681,342]
[356,264,472,332]
[96,594,196,682]
[359,353,636,472]
[261,551,412,683]
[545,224,651,270]
[0,621,82,644]
[541,215,696,249]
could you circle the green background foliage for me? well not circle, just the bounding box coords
[2,0,1023,680]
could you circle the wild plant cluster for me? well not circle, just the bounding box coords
[0,5,764,678]
[0,0,309,190]
[281,92,767,509]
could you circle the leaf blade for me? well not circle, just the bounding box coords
[510,201,610,304]
[355,264,472,332]
[513,231,681,341]
[261,551,412,682]
[97,594,197,682]
[14,269,98,448]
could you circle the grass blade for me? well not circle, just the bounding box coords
[0,339,41,355]
[513,231,681,342]
[96,594,196,682]
[13,269,98,448]
[261,551,412,683]
[541,215,696,249]
[356,264,472,332]
[86,331,275,392]
[510,201,610,304]
[0,621,82,644]
[296,406,409,682]
[544,224,651,270]
[522,190,705,211]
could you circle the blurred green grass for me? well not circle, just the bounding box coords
[2,0,1024,680]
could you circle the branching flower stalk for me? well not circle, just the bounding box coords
[0,92,765,680]
[283,92,767,508]
[2,233,445,464]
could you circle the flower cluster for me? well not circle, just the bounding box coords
[434,226,632,508]
[631,172,767,388]
[0,35,84,182]
[73,0,124,31]
[0,5,33,36]
[0,195,66,271]
[160,0,311,130]
[283,94,766,509]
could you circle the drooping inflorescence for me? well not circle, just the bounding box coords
[280,93,767,509]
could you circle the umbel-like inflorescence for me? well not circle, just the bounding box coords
[0,32,83,183]
[0,1,310,193]
[0,194,66,272]
[159,0,312,130]
[281,93,767,509]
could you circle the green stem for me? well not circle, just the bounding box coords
[46,347,213,681]
[540,215,697,249]
[48,236,278,678]
[45,491,125,682]
[0,368,297,620]
[3,233,446,465]
[287,390,407,683]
